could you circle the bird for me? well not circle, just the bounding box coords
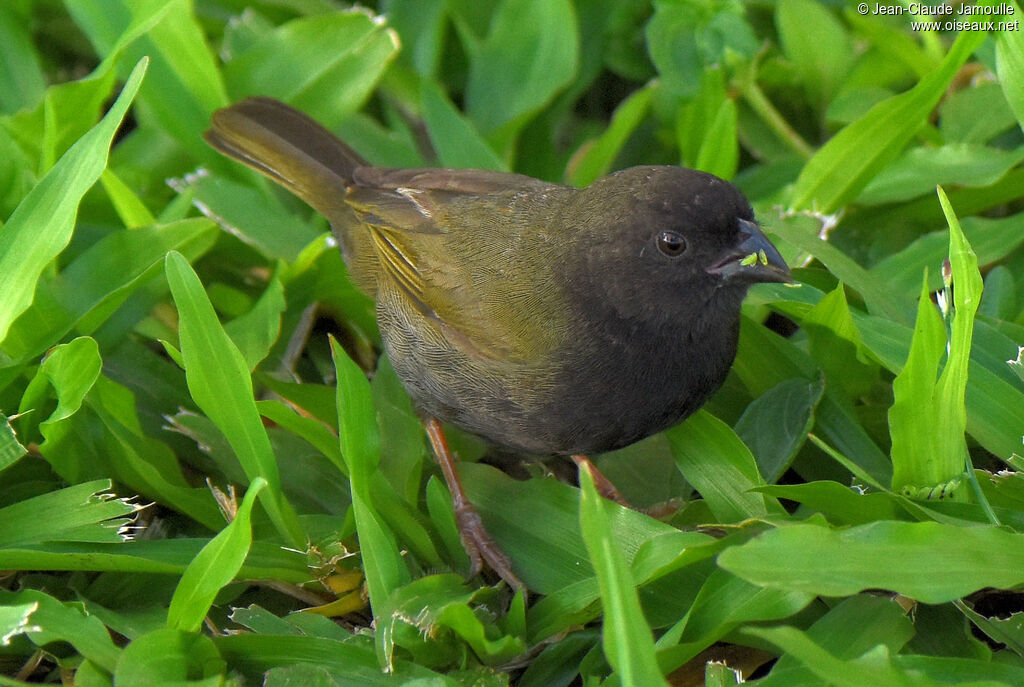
[205,96,791,590]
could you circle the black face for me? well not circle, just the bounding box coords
[570,165,767,325]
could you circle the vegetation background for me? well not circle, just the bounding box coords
[2,0,1024,685]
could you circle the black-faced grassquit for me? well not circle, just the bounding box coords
[205,97,790,588]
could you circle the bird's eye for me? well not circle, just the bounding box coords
[656,230,687,257]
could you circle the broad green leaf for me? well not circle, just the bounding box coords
[705,662,743,687]
[932,187,982,478]
[167,477,266,632]
[979,266,1016,321]
[372,355,427,505]
[0,58,146,345]
[744,626,935,687]
[19,336,102,439]
[996,2,1024,131]
[170,172,320,261]
[777,0,852,108]
[894,655,1024,685]
[384,0,448,76]
[578,463,669,687]
[464,0,579,138]
[665,410,784,522]
[802,284,879,398]
[0,479,135,548]
[1009,346,1024,384]
[646,0,757,98]
[657,567,814,672]
[0,4,46,114]
[421,80,507,171]
[734,378,823,484]
[869,213,1024,297]
[0,56,115,176]
[567,85,653,187]
[214,634,450,685]
[224,9,399,129]
[517,630,597,687]
[719,521,1024,603]
[843,11,936,79]
[114,628,224,685]
[0,602,37,647]
[790,30,986,212]
[462,461,674,597]
[0,589,121,672]
[165,251,304,547]
[756,596,913,687]
[802,282,876,395]
[0,411,26,472]
[594,434,688,510]
[758,482,904,526]
[858,144,1024,205]
[940,82,1018,144]
[855,309,1024,463]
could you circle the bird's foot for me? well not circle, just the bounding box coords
[424,416,525,592]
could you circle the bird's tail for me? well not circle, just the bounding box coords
[204,96,365,220]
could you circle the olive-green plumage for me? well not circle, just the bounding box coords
[205,97,789,456]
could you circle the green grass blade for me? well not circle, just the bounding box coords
[665,410,784,522]
[1,218,216,363]
[694,97,739,181]
[742,625,920,687]
[0,57,147,345]
[888,273,948,493]
[164,251,304,547]
[167,477,266,633]
[330,338,409,625]
[935,186,983,464]
[577,462,669,687]
[67,0,228,164]
[889,188,982,498]
[421,79,507,171]
[0,479,135,548]
[100,167,156,228]
[568,85,653,187]
[0,539,309,582]
[790,30,985,212]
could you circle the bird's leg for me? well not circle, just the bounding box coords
[424,417,525,591]
[570,455,632,507]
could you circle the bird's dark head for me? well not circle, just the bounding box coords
[567,166,790,327]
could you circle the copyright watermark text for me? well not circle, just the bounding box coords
[856,2,1019,31]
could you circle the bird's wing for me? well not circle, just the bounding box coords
[344,168,570,363]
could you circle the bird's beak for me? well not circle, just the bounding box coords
[707,218,791,284]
